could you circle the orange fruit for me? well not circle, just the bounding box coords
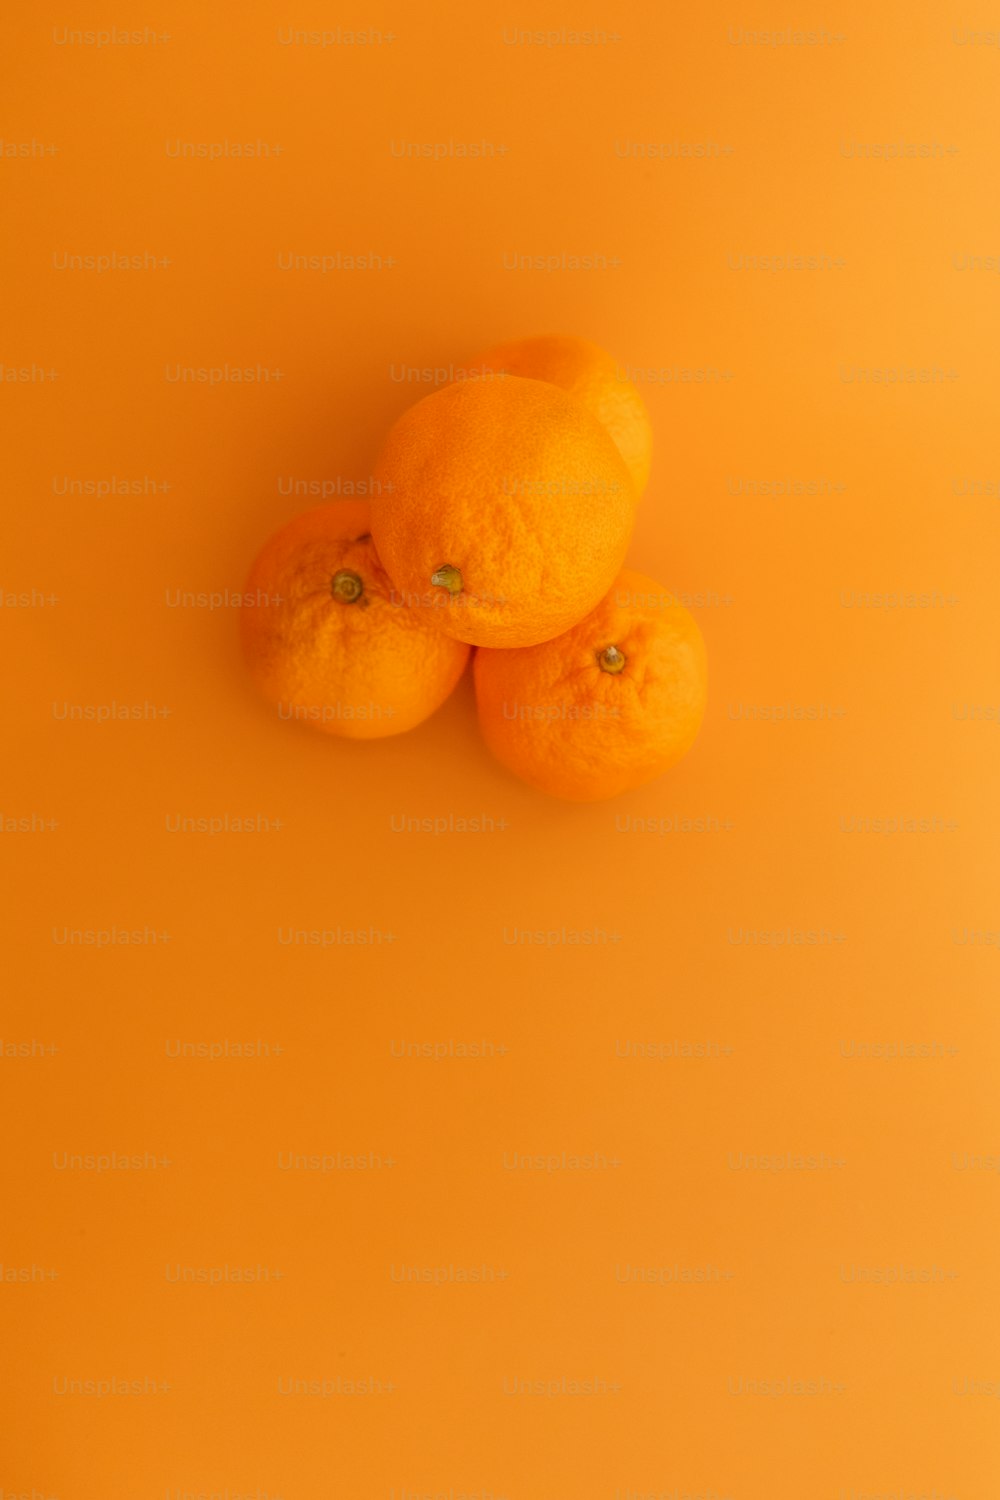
[370,374,635,649]
[471,334,653,497]
[473,568,707,801]
[241,502,470,739]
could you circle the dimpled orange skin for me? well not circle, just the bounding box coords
[473,569,707,801]
[369,375,636,649]
[471,334,653,498]
[241,502,470,739]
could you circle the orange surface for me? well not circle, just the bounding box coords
[2,2,999,1496]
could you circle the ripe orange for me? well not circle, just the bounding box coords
[240,502,470,739]
[473,568,707,801]
[370,374,635,648]
[471,334,653,498]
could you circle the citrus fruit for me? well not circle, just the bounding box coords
[471,334,653,498]
[370,375,635,649]
[241,502,470,739]
[473,568,707,800]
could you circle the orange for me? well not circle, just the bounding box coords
[471,334,653,497]
[240,501,470,739]
[473,568,707,801]
[370,374,635,649]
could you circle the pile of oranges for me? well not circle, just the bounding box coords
[241,335,707,802]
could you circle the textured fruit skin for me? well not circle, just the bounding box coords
[472,334,653,498]
[370,375,636,648]
[473,568,707,801]
[241,503,470,739]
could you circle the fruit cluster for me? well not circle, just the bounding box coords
[241,336,707,802]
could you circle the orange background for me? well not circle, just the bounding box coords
[3,1,1000,1495]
